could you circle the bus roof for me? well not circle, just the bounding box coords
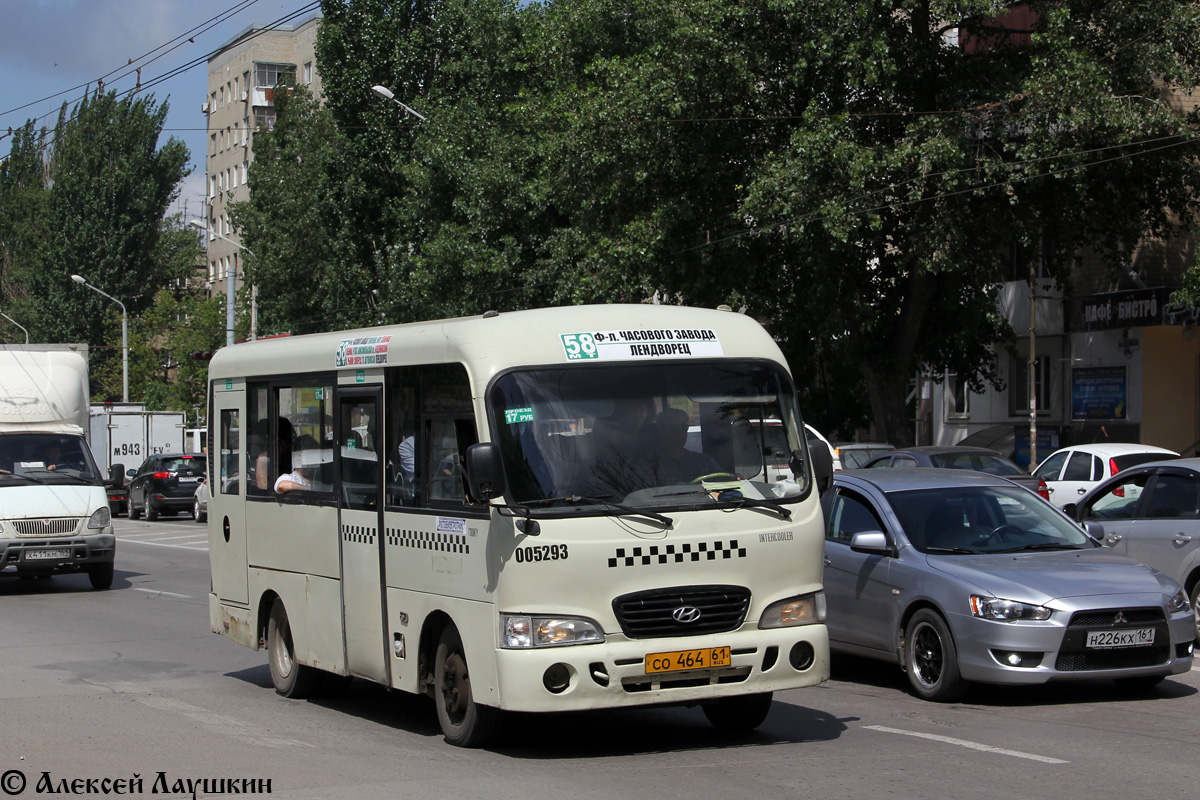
[207,304,788,386]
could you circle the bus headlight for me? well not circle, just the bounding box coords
[87,507,111,530]
[759,592,826,628]
[501,614,604,648]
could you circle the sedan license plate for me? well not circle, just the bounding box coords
[177,476,200,483]
[25,548,70,562]
[645,646,731,674]
[1086,628,1156,649]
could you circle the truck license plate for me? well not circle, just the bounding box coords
[1085,628,1155,649]
[645,646,731,674]
[24,549,70,561]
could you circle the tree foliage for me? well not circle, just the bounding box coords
[0,90,203,404]
[238,0,1200,443]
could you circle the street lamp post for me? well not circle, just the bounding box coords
[70,274,128,403]
[191,219,255,346]
[0,310,29,344]
[370,85,427,121]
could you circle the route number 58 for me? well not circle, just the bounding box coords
[561,333,598,360]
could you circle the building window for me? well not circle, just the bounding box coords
[1010,355,1050,416]
[945,372,970,418]
[255,62,293,88]
[303,61,313,85]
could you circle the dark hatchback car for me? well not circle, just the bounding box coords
[862,445,1049,500]
[127,453,208,520]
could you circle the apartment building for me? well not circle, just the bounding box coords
[201,13,321,314]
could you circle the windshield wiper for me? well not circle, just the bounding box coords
[995,543,1083,553]
[495,495,673,528]
[707,493,792,520]
[925,546,984,555]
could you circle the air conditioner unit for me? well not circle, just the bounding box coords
[202,102,210,113]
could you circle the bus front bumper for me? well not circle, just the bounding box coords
[492,624,829,713]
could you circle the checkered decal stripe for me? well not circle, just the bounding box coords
[342,525,376,545]
[608,540,746,568]
[386,528,470,554]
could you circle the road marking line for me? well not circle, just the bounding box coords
[117,537,208,551]
[132,588,192,599]
[134,696,313,748]
[864,725,1069,764]
[141,534,205,541]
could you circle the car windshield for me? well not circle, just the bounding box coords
[929,452,1025,476]
[0,433,103,486]
[487,361,809,511]
[841,447,893,469]
[886,485,1093,555]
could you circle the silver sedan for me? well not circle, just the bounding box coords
[823,469,1194,701]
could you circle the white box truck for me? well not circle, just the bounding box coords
[0,344,116,589]
[88,404,186,514]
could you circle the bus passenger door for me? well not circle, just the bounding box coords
[336,389,390,684]
[209,385,248,605]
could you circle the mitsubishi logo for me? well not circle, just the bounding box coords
[1114,611,1127,625]
[672,605,702,624]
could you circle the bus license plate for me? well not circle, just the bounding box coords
[645,646,731,674]
[1086,628,1155,649]
[25,549,70,561]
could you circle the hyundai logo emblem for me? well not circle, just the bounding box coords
[672,605,702,624]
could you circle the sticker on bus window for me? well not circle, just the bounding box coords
[560,329,723,362]
[504,407,535,424]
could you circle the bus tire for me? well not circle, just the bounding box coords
[702,692,774,732]
[88,562,114,590]
[434,625,502,747]
[268,599,320,698]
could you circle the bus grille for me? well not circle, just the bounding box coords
[11,518,82,537]
[612,585,750,639]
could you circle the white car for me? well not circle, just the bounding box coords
[1033,443,1179,508]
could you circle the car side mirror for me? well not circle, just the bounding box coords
[850,531,890,555]
[463,443,506,504]
[125,468,136,478]
[1062,502,1078,519]
[1082,521,1105,542]
[108,463,125,486]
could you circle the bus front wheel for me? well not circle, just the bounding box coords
[702,692,774,732]
[267,599,321,698]
[434,625,502,747]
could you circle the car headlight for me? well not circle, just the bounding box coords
[759,591,826,628]
[500,614,604,648]
[87,507,111,530]
[1166,589,1190,615]
[970,595,1051,621]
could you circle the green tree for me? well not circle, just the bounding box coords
[1,90,191,398]
[249,0,1200,443]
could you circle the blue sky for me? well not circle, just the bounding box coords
[0,0,317,218]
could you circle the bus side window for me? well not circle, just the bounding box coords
[425,418,477,504]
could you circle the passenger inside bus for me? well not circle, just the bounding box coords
[255,418,293,492]
[576,397,655,498]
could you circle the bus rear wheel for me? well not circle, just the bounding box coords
[434,625,502,747]
[268,599,321,698]
[702,692,774,732]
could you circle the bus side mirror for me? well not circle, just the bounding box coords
[807,445,833,494]
[464,443,507,503]
[109,463,125,487]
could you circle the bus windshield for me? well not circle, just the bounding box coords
[487,360,808,509]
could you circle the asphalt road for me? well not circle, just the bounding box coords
[0,514,1196,800]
